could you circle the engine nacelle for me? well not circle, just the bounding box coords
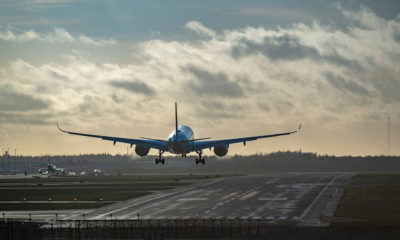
[135,145,150,156]
[214,145,229,157]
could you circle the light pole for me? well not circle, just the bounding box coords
[1,148,3,174]
[14,149,17,173]
[7,148,9,175]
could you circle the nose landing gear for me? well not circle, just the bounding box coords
[155,150,165,164]
[195,151,205,165]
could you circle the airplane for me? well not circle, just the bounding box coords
[38,157,66,175]
[93,169,103,176]
[57,102,301,165]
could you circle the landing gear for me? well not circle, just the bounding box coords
[195,151,205,165]
[155,150,165,164]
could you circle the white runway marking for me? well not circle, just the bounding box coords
[221,192,238,200]
[91,186,196,220]
[177,198,208,201]
[258,197,287,201]
[240,191,258,200]
[299,175,338,220]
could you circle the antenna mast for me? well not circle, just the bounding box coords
[388,114,391,156]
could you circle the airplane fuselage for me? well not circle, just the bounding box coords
[167,125,194,154]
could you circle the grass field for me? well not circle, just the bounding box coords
[0,174,224,211]
[333,173,400,226]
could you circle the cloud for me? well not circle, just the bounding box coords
[0,112,53,125]
[324,72,370,97]
[185,21,216,38]
[0,87,50,111]
[0,29,39,42]
[109,80,155,96]
[184,65,244,98]
[232,34,319,61]
[231,34,362,71]
[78,35,116,46]
[0,28,115,46]
[190,100,246,120]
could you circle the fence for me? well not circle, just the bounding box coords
[1,218,400,239]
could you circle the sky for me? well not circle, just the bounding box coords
[0,0,399,156]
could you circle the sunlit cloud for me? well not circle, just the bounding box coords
[185,21,216,38]
[0,27,115,46]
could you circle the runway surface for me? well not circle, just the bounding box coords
[3,172,352,226]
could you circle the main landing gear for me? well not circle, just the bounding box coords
[155,150,165,164]
[195,151,205,165]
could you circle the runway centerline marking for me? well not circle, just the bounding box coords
[221,192,238,200]
[177,198,208,201]
[299,175,339,220]
[91,185,198,220]
[258,197,287,201]
[240,191,258,200]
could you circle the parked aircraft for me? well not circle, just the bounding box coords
[38,157,66,175]
[93,169,103,176]
[58,103,300,164]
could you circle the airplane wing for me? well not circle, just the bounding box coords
[192,124,301,151]
[57,124,169,151]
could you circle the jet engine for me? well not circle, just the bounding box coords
[135,145,150,156]
[214,145,229,157]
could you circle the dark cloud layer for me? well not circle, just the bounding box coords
[232,34,318,61]
[232,34,362,70]
[368,70,400,103]
[324,72,370,97]
[109,80,155,96]
[192,100,245,119]
[185,65,244,98]
[0,88,49,111]
[0,112,53,125]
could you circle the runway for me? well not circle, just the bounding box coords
[2,173,352,226]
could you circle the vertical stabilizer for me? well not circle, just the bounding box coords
[175,102,178,136]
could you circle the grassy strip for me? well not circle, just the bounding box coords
[333,173,400,226]
[0,174,224,184]
[0,189,152,201]
[0,203,111,211]
[0,182,190,188]
[0,174,224,211]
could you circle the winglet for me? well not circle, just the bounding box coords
[296,123,302,132]
[57,123,68,133]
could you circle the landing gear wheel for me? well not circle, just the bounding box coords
[155,150,165,165]
[195,151,205,165]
